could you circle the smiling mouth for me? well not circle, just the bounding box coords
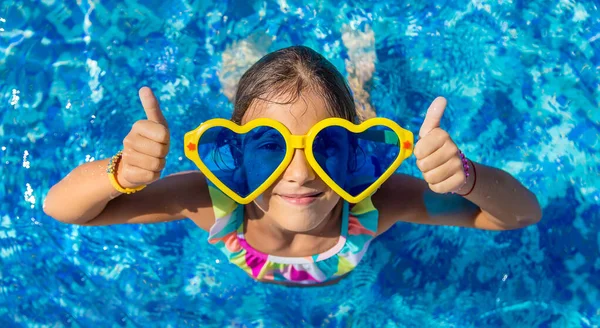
[278,192,324,205]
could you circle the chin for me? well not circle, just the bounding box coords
[267,194,339,232]
[275,212,327,232]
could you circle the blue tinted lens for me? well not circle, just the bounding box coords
[198,126,286,198]
[312,125,400,197]
[243,127,287,193]
[312,126,350,188]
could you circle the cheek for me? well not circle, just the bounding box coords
[323,189,341,205]
[254,195,267,208]
[255,185,275,205]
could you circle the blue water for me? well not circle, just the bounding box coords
[1,0,599,327]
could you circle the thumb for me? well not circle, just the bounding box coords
[139,86,168,128]
[418,97,447,139]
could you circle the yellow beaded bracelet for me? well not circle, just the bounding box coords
[106,150,147,194]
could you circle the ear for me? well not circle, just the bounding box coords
[233,162,247,182]
[231,140,244,166]
[230,139,246,185]
[344,142,359,191]
[347,133,360,171]
[232,164,249,197]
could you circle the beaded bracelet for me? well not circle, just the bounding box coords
[452,150,476,196]
[106,150,147,194]
[460,159,477,196]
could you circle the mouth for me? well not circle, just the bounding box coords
[277,192,324,205]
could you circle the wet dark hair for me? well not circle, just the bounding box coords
[231,45,357,123]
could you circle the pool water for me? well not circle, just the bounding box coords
[1,0,599,327]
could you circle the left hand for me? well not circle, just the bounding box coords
[414,97,468,194]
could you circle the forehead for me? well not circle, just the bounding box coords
[241,91,333,134]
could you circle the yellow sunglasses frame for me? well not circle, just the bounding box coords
[184,117,414,204]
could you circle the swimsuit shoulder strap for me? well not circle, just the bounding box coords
[348,196,379,234]
[206,183,243,243]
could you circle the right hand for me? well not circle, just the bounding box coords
[117,87,170,189]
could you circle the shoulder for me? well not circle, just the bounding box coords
[158,170,217,231]
[371,173,428,235]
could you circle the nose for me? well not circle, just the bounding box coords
[282,149,316,185]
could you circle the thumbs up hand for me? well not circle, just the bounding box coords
[414,97,469,194]
[117,87,170,189]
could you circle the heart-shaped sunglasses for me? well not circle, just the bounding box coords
[184,118,413,204]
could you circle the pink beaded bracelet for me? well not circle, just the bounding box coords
[452,150,476,196]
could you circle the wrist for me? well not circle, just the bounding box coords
[114,154,130,188]
[109,187,124,199]
[106,150,146,195]
[456,159,476,196]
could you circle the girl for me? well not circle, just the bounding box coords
[44,46,542,286]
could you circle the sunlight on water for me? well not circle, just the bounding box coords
[0,0,599,326]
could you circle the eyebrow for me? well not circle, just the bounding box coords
[249,127,278,141]
[198,127,280,146]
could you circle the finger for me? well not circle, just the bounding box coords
[416,141,458,172]
[122,149,166,172]
[132,120,170,145]
[139,87,169,127]
[422,156,462,184]
[428,172,465,194]
[413,129,447,160]
[125,134,170,158]
[120,163,161,185]
[419,97,447,139]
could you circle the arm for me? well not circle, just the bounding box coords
[373,161,542,234]
[43,158,127,225]
[44,87,217,229]
[43,158,216,230]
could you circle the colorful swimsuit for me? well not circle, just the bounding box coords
[206,186,380,285]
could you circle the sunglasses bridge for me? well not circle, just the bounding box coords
[288,135,307,149]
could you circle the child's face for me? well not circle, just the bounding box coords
[241,90,342,232]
